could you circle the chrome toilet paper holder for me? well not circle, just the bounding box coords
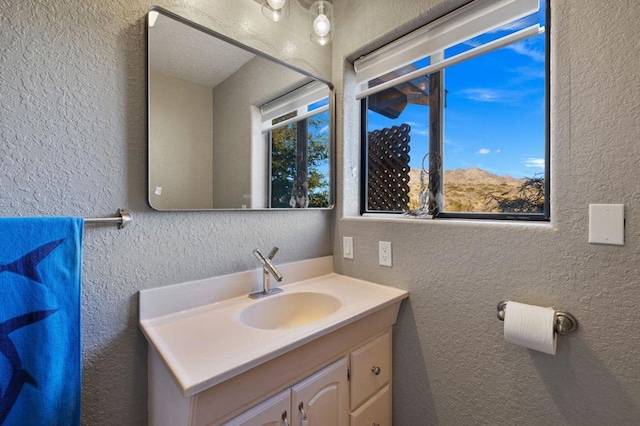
[497,300,578,335]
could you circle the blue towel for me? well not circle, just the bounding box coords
[0,217,83,426]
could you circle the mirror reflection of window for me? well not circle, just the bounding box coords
[261,83,331,208]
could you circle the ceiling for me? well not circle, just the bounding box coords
[149,12,255,88]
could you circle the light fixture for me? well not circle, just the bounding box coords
[262,0,290,22]
[309,1,334,46]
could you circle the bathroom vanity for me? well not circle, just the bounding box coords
[139,257,407,425]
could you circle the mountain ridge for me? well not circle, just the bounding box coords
[409,167,525,186]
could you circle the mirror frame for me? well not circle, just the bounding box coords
[146,6,335,211]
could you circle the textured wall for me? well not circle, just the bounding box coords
[333,0,640,425]
[0,0,332,424]
[149,73,214,209]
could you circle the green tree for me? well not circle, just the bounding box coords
[271,112,330,208]
[271,123,297,208]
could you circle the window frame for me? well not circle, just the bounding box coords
[359,0,550,221]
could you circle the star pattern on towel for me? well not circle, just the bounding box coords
[0,310,59,424]
[0,239,65,284]
[0,238,67,423]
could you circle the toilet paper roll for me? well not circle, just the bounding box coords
[504,301,557,355]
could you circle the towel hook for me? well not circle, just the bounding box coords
[497,300,578,335]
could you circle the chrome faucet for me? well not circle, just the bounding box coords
[249,247,284,299]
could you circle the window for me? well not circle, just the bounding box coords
[357,0,549,220]
[262,82,331,208]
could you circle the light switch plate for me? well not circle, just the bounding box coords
[343,236,354,259]
[589,204,624,245]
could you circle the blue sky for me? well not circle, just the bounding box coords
[368,5,547,179]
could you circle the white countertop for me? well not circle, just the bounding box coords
[139,272,408,397]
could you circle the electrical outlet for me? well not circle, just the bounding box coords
[379,241,392,267]
[343,236,354,259]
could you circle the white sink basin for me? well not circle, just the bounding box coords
[239,292,341,330]
[139,266,409,396]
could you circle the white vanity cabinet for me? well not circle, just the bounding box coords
[223,358,349,426]
[220,332,391,426]
[140,267,408,426]
[148,321,397,426]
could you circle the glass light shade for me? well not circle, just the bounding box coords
[313,13,330,37]
[262,0,289,22]
[310,1,334,46]
[267,0,286,9]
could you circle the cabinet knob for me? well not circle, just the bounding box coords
[372,423,381,426]
[371,366,381,375]
[281,410,289,426]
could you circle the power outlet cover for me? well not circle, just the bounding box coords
[379,241,392,267]
[589,204,624,245]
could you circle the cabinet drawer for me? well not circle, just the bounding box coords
[350,331,391,410]
[350,385,390,426]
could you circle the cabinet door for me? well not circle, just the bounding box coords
[221,389,291,426]
[291,357,349,426]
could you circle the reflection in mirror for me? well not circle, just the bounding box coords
[147,8,333,210]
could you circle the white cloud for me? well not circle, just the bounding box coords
[496,149,501,154]
[406,121,429,136]
[488,14,539,34]
[457,86,540,107]
[478,148,490,155]
[524,158,545,168]
[512,65,545,81]
[507,41,545,62]
[458,88,505,102]
[463,39,481,48]
[444,138,464,156]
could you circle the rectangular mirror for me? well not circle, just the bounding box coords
[147,7,334,210]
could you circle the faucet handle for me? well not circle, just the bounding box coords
[267,247,279,260]
[253,249,266,264]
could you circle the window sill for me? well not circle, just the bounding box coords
[343,213,552,229]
